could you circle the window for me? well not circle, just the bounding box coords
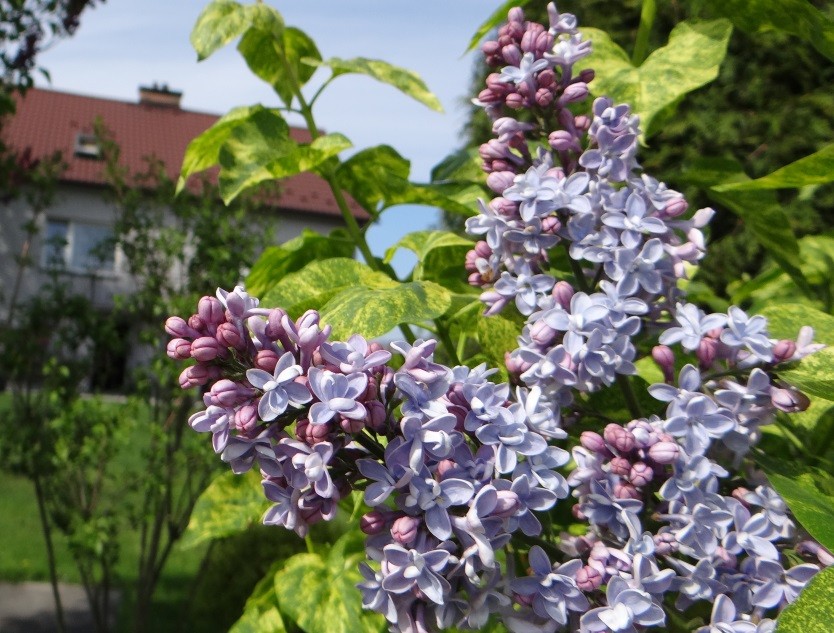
[74,132,102,159]
[42,219,116,273]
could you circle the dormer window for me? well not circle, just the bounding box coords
[74,132,101,159]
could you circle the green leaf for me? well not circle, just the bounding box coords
[262,258,392,316]
[190,0,247,61]
[701,0,834,62]
[336,145,474,217]
[180,470,271,549]
[583,19,732,136]
[218,108,351,203]
[177,105,271,193]
[716,144,834,192]
[465,0,533,53]
[312,56,443,112]
[777,567,834,633]
[757,454,834,553]
[273,532,385,633]
[779,348,834,402]
[384,230,472,265]
[683,157,810,296]
[759,304,834,346]
[246,229,354,298]
[319,280,452,340]
[384,230,474,293]
[229,562,288,633]
[430,148,485,185]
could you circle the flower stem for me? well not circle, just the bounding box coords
[632,0,657,66]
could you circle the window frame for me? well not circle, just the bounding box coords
[41,217,119,276]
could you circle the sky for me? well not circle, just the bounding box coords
[35,0,506,273]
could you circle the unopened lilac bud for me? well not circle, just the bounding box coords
[575,565,603,591]
[188,314,207,334]
[360,511,387,535]
[340,416,365,434]
[652,345,675,383]
[629,462,653,487]
[477,88,502,105]
[486,73,507,92]
[505,92,525,109]
[796,541,834,566]
[191,336,223,362]
[771,386,810,412]
[255,349,279,373]
[548,130,578,151]
[505,351,532,375]
[697,337,718,369]
[609,457,631,477]
[614,481,640,500]
[541,216,560,234]
[520,28,537,53]
[296,418,331,444]
[574,114,590,131]
[772,339,797,363]
[530,320,557,347]
[653,531,678,555]
[604,424,636,454]
[179,364,211,389]
[211,379,252,407]
[435,459,455,479]
[535,88,554,107]
[552,281,574,310]
[663,197,688,218]
[647,441,679,465]
[234,404,259,433]
[481,40,501,57]
[732,487,751,505]
[514,593,533,608]
[165,316,198,339]
[559,82,588,105]
[216,322,245,350]
[265,308,288,340]
[167,338,191,360]
[490,196,517,217]
[501,44,522,67]
[486,170,516,193]
[713,546,737,569]
[198,296,225,326]
[580,431,607,454]
[537,68,555,88]
[365,400,388,432]
[391,515,420,545]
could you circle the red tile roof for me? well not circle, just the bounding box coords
[4,87,367,219]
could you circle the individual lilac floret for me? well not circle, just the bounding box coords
[381,544,452,605]
[660,302,727,351]
[721,306,773,362]
[695,594,764,633]
[401,474,474,540]
[246,351,311,421]
[320,334,391,373]
[663,394,736,456]
[580,576,665,632]
[307,367,367,424]
[511,545,589,625]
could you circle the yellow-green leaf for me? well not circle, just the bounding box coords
[776,567,834,632]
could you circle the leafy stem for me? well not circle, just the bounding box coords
[632,0,657,66]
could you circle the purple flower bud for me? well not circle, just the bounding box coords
[167,338,191,360]
[391,516,420,545]
[198,296,225,326]
[548,129,578,151]
[340,416,365,434]
[609,457,631,477]
[797,541,834,566]
[559,82,588,105]
[574,114,590,131]
[360,511,388,535]
[604,424,636,454]
[365,400,388,432]
[629,462,654,487]
[580,431,607,454]
[296,418,331,445]
[535,88,554,107]
[614,481,640,500]
[435,459,455,479]
[234,404,258,433]
[647,441,679,465]
[506,92,525,109]
[501,44,522,67]
[538,68,555,87]
[530,320,557,347]
[697,337,718,368]
[165,316,198,339]
[255,349,279,373]
[652,345,675,383]
[265,308,289,340]
[486,170,516,193]
[552,281,575,310]
[579,69,595,84]
[211,379,251,408]
[217,322,246,350]
[191,336,223,362]
[653,531,678,555]
[773,339,797,363]
[482,41,500,56]
[576,565,603,591]
[505,351,532,375]
[188,314,207,334]
[507,7,524,24]
[771,386,810,412]
[663,197,688,218]
[179,364,214,389]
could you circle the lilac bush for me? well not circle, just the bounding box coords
[167,3,833,632]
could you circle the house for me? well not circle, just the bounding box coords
[0,85,366,388]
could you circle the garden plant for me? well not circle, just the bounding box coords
[166,1,834,631]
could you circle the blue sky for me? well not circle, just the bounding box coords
[37,0,505,273]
